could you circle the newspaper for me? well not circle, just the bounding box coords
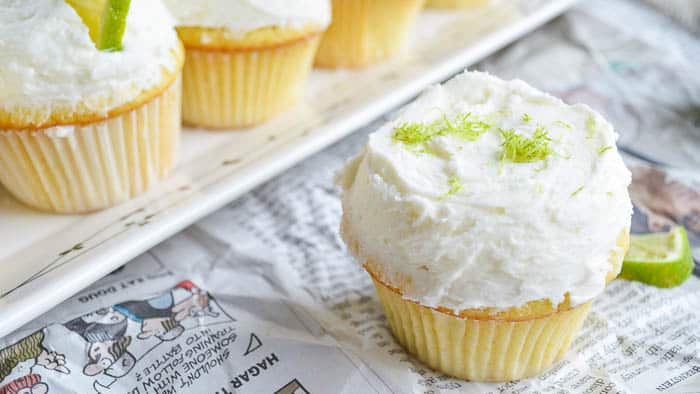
[2,0,700,393]
[643,0,700,33]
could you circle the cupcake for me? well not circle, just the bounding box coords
[315,0,425,68]
[0,0,184,214]
[425,0,489,8]
[164,0,331,129]
[338,71,632,381]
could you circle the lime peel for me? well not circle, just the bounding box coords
[65,0,132,51]
[620,226,694,288]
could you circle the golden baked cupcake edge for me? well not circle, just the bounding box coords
[315,0,426,68]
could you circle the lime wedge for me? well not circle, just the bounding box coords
[620,226,694,288]
[65,0,131,51]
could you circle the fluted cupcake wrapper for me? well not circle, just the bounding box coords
[181,36,321,129]
[315,0,425,68]
[425,0,489,8]
[0,78,182,214]
[373,278,591,382]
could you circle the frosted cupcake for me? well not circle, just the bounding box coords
[315,0,425,68]
[425,0,489,9]
[164,0,331,129]
[0,0,183,214]
[338,71,632,381]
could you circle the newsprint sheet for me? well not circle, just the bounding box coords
[2,0,699,393]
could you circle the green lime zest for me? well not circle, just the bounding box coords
[598,145,613,155]
[555,120,573,130]
[499,126,553,163]
[586,116,597,139]
[392,122,436,146]
[521,113,532,123]
[570,186,584,197]
[392,112,491,153]
[620,226,694,288]
[447,113,491,141]
[65,0,132,51]
[439,177,462,200]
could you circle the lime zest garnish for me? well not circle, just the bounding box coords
[65,0,132,51]
[586,116,597,139]
[439,177,462,200]
[598,145,613,155]
[607,191,614,197]
[448,113,491,141]
[499,126,553,163]
[392,122,435,146]
[555,120,573,130]
[521,113,532,123]
[620,226,694,288]
[392,112,491,153]
[570,186,584,197]
[536,183,543,194]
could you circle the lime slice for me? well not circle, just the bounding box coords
[620,226,694,288]
[65,0,132,51]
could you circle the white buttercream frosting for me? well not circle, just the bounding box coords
[163,0,331,33]
[339,71,632,311]
[0,0,180,122]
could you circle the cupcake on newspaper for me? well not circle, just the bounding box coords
[315,0,425,68]
[164,0,331,129]
[338,71,632,381]
[0,0,184,214]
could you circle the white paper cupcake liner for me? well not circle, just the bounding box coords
[0,77,181,214]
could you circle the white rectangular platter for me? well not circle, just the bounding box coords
[0,0,577,337]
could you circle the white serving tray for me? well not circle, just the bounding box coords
[0,0,576,337]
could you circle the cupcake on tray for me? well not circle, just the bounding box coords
[164,0,331,129]
[338,71,632,381]
[315,0,425,68]
[0,0,184,214]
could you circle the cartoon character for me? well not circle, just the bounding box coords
[630,165,700,246]
[113,293,183,342]
[63,308,136,379]
[171,280,219,321]
[0,330,70,394]
[113,280,218,342]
